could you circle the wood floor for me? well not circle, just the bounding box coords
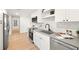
[7,27,38,50]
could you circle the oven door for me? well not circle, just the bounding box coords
[29,28,33,40]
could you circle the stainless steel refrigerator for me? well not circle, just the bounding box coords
[3,14,9,50]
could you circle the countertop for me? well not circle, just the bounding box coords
[34,29,79,49]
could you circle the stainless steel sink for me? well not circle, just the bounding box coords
[40,30,53,34]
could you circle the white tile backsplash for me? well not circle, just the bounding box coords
[56,21,79,36]
[57,21,79,29]
[42,20,55,31]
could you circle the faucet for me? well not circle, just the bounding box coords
[45,24,51,31]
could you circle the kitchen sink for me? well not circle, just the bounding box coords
[40,30,53,34]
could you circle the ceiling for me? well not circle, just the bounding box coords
[6,9,37,16]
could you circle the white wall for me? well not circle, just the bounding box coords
[8,16,12,35]
[31,9,42,22]
[0,9,3,49]
[20,15,32,33]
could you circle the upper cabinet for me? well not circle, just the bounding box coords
[55,9,79,22]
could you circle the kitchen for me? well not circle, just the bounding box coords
[0,9,79,50]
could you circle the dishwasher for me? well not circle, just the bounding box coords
[50,38,78,50]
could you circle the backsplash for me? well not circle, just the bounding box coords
[43,20,55,31]
[56,21,79,36]
[56,21,79,29]
[40,17,55,31]
[33,16,55,31]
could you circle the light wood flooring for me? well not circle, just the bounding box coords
[7,27,38,50]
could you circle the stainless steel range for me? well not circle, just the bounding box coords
[29,28,33,40]
[29,27,37,42]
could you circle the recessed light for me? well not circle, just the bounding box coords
[15,13,19,15]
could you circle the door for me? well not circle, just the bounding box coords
[11,16,20,30]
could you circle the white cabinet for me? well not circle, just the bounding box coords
[55,9,66,22]
[39,34,50,50]
[33,31,50,50]
[33,31,40,48]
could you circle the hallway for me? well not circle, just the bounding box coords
[7,27,38,50]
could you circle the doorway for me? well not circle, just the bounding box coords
[11,16,20,33]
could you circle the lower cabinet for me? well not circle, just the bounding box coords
[33,31,50,50]
[50,38,78,50]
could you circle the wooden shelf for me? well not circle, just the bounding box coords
[43,9,55,13]
[42,14,55,19]
[43,9,50,12]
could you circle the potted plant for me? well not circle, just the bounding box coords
[76,30,79,38]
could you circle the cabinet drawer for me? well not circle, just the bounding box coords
[34,31,50,39]
[38,32,50,39]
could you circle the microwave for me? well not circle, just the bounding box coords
[32,16,37,23]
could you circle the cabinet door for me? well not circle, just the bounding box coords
[33,32,39,48]
[55,9,66,22]
[39,37,50,50]
[66,9,79,21]
[38,33,50,50]
[33,31,50,50]
[33,31,44,49]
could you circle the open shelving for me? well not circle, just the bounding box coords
[41,9,55,20]
[43,9,51,13]
[42,14,55,19]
